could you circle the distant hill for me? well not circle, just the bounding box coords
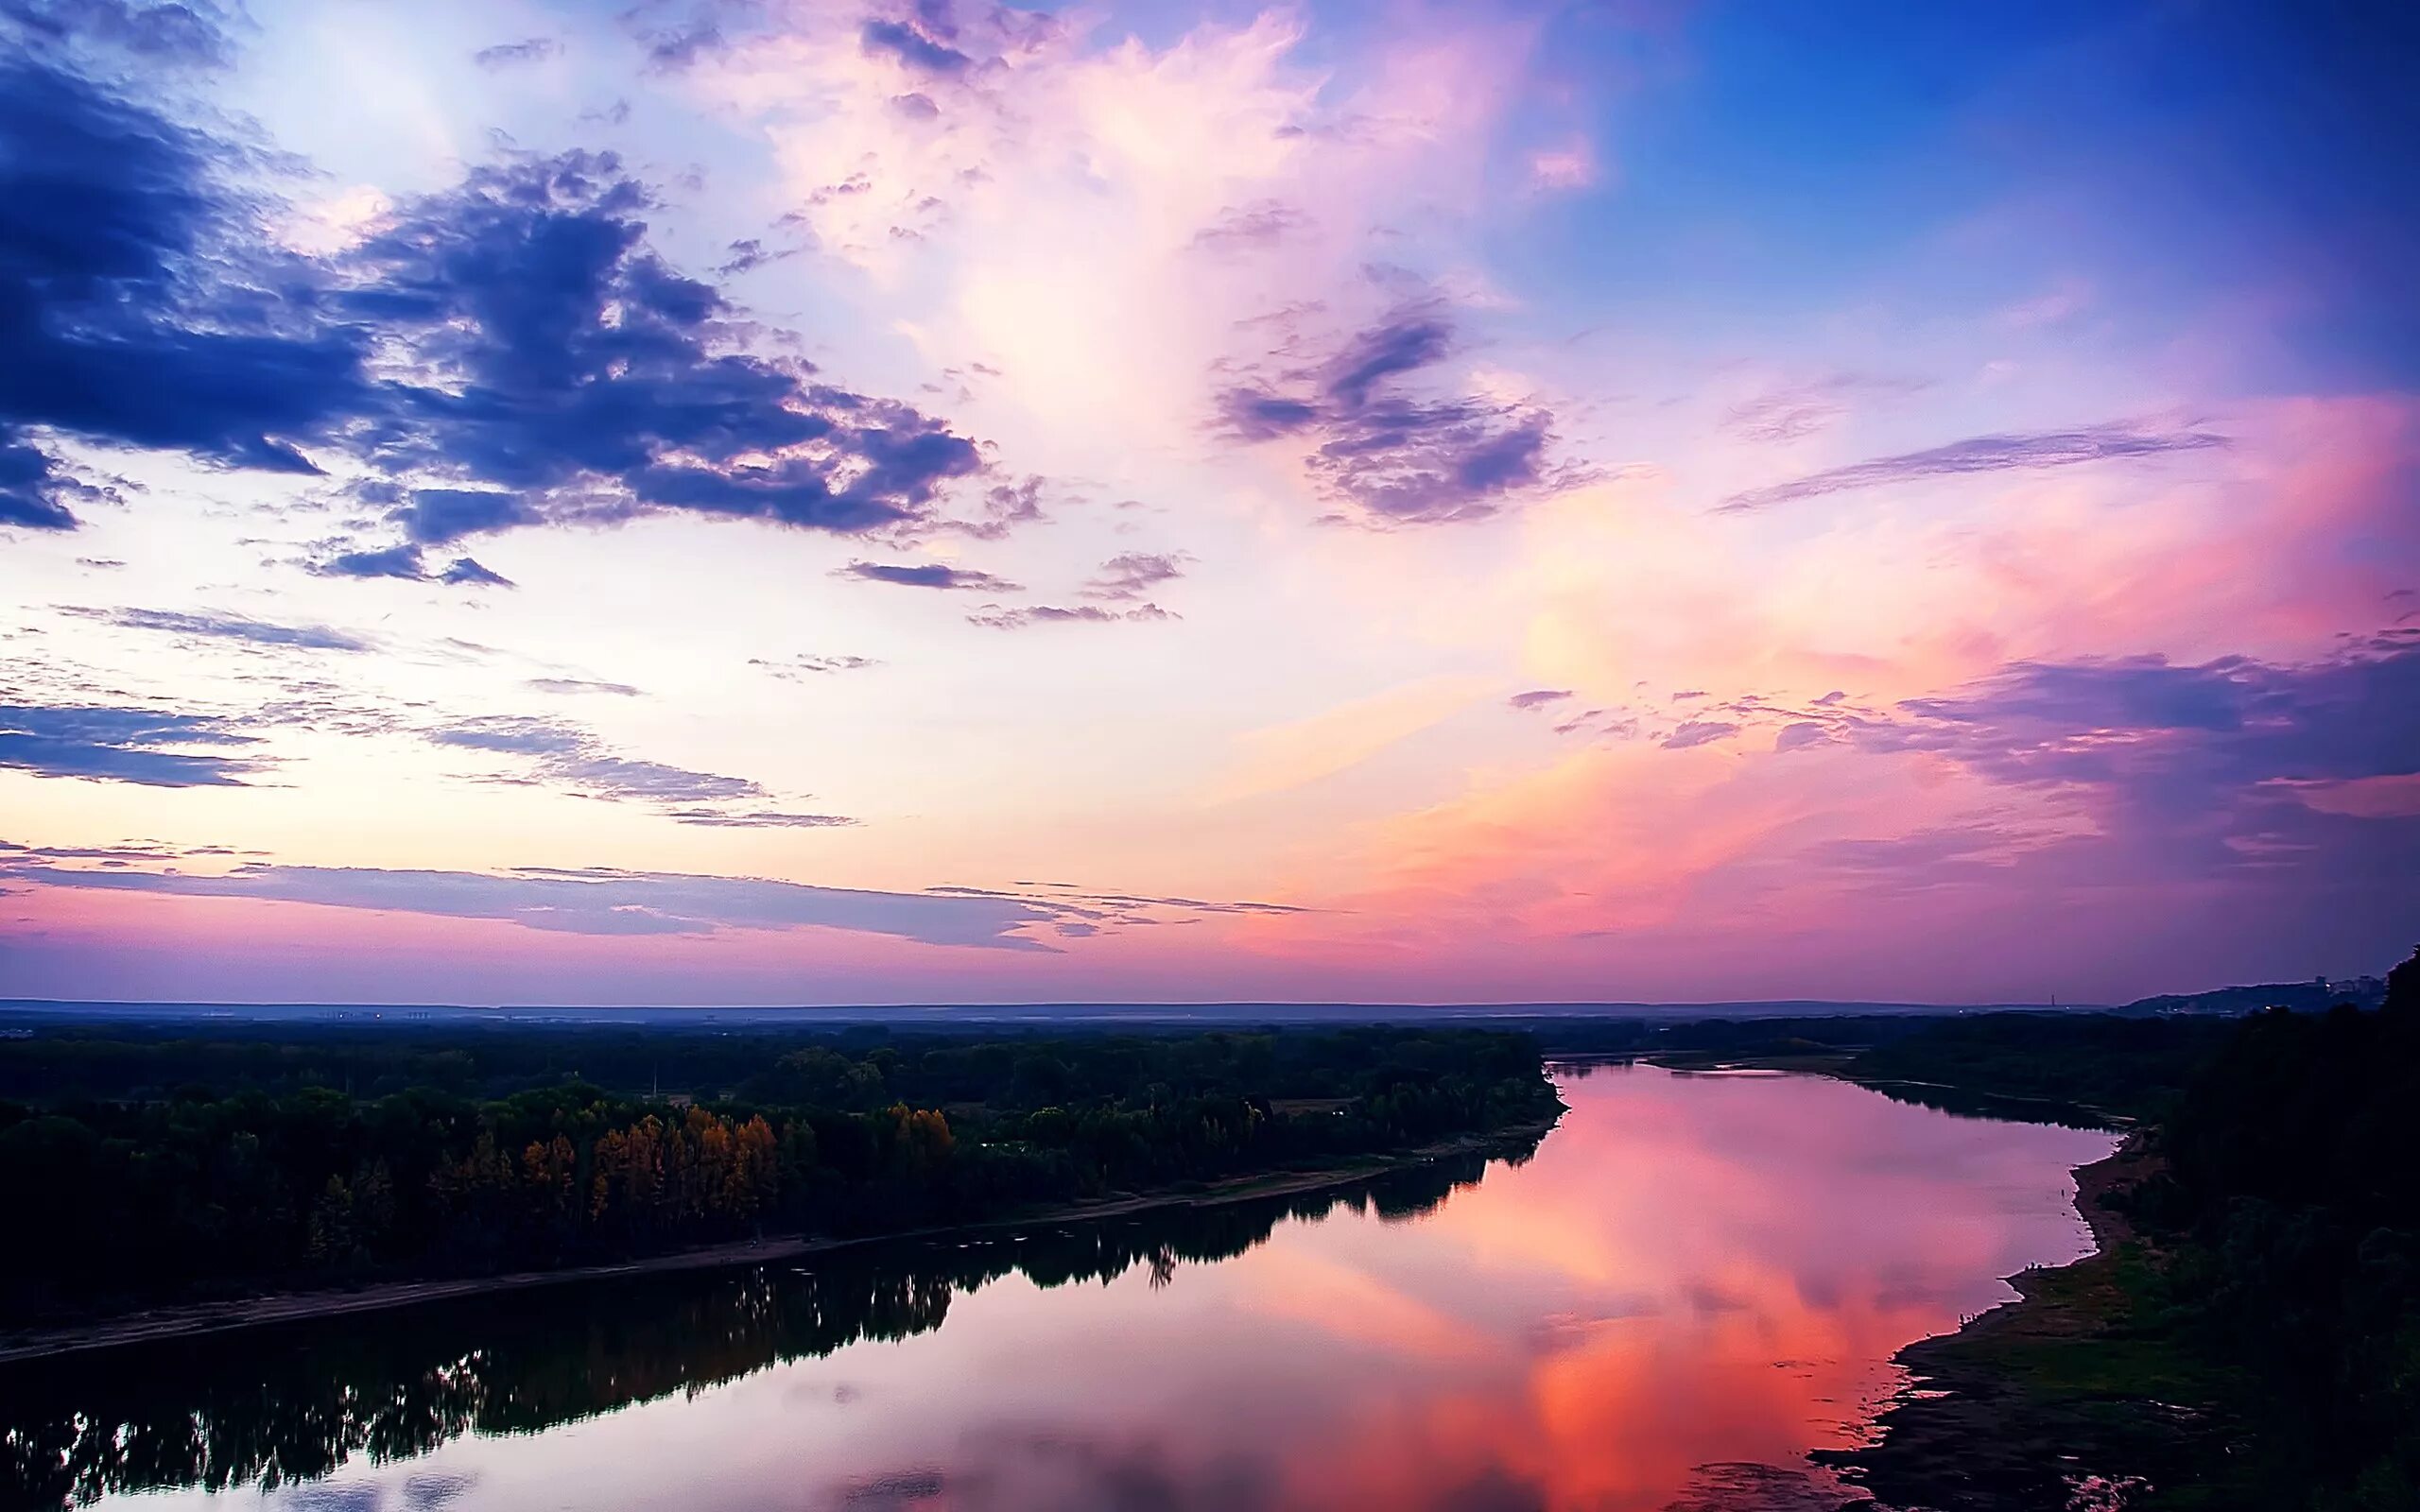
[2122,976,2386,1016]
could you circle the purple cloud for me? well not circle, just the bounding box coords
[1,860,1059,948]
[860,17,972,75]
[838,560,1023,592]
[60,606,372,652]
[1717,421,2229,513]
[1215,305,1572,524]
[1082,552,1188,601]
[0,703,263,787]
[1663,720,1740,750]
[966,603,1175,630]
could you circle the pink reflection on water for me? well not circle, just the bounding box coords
[200,1066,2111,1512]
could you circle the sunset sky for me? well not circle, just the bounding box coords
[4,0,2413,1006]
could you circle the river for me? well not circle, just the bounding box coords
[0,1064,2116,1511]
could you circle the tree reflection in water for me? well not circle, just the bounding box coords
[0,1149,1519,1509]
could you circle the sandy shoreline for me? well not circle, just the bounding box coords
[0,1120,1554,1366]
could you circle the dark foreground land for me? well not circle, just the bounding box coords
[0,1023,1562,1345]
[1822,945,2420,1511]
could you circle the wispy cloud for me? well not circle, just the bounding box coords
[1717,421,2228,513]
[58,607,372,652]
[424,715,837,820]
[966,603,1176,630]
[3,860,1309,948]
[1661,720,1739,750]
[752,653,881,680]
[311,543,514,589]
[3,861,1055,948]
[1721,371,1928,444]
[525,678,644,697]
[663,808,858,829]
[838,560,1023,592]
[1082,552,1189,601]
[0,703,264,787]
[473,36,558,69]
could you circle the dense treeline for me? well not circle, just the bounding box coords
[0,1028,1558,1324]
[1837,946,2420,1511]
[0,1153,1512,1509]
[1843,1012,2239,1124]
[2121,945,2420,1508]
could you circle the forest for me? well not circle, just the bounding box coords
[0,1026,1560,1326]
[2124,943,2420,1506]
[1839,946,2420,1511]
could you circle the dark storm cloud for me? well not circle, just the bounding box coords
[0,48,997,558]
[0,702,262,786]
[1716,421,2228,513]
[59,605,372,651]
[838,560,1022,592]
[1215,305,1570,524]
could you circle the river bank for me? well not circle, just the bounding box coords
[0,1117,1555,1366]
[1823,1137,2241,1510]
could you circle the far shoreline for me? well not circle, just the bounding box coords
[0,1118,1557,1366]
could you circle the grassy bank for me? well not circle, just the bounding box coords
[1823,1141,2253,1509]
[1832,948,2420,1509]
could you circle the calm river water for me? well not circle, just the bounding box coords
[2,1065,2115,1512]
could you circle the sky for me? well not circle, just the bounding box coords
[1,0,2414,1007]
